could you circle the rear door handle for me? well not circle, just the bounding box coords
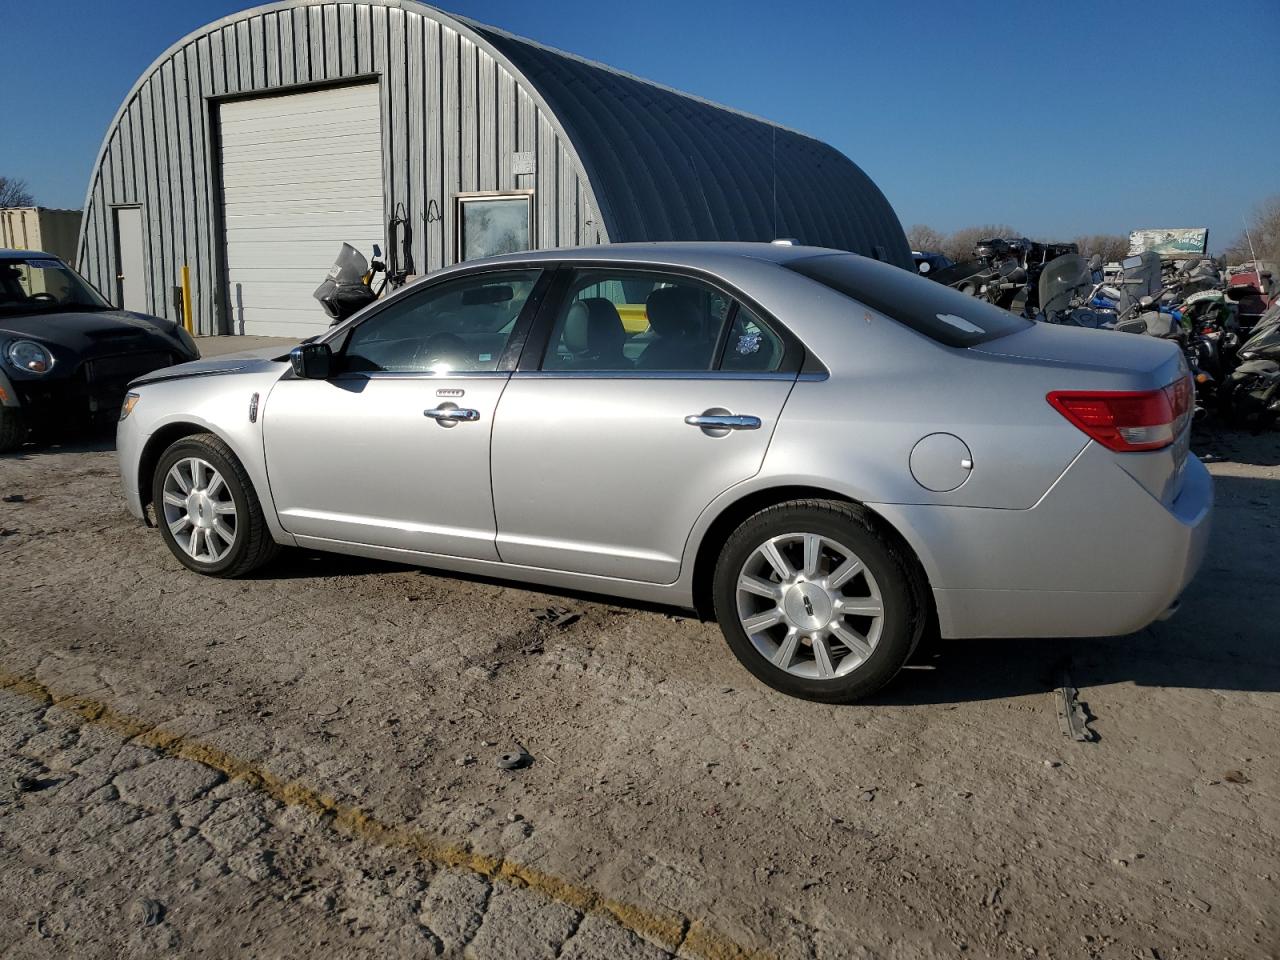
[425,405,480,426]
[684,414,761,430]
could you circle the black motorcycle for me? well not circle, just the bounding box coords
[1221,301,1280,429]
[313,243,390,325]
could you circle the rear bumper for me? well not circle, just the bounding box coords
[872,444,1213,639]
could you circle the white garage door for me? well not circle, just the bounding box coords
[219,84,384,337]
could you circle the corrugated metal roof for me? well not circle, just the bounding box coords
[460,15,911,267]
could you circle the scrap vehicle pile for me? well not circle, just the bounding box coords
[915,237,1280,430]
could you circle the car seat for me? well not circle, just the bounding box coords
[563,297,628,368]
[638,287,701,369]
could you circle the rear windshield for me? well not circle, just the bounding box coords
[785,253,1032,347]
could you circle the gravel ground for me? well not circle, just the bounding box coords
[0,425,1277,959]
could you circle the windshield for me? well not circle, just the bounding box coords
[784,253,1031,347]
[0,257,110,316]
[1039,254,1093,319]
[1115,251,1163,315]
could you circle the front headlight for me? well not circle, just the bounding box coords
[6,340,55,374]
[119,392,141,421]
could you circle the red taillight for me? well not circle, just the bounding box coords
[1047,377,1191,452]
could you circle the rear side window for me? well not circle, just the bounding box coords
[785,253,1032,347]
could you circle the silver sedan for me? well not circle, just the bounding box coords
[116,243,1212,702]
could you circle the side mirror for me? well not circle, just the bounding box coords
[917,261,931,274]
[290,342,333,379]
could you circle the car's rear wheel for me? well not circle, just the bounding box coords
[0,408,26,453]
[152,433,279,577]
[712,499,925,703]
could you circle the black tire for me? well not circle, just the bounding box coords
[152,432,279,578]
[0,408,26,453]
[712,499,928,704]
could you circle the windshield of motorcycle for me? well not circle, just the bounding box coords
[0,256,111,316]
[1116,251,1163,313]
[1038,254,1092,317]
[324,243,370,286]
[1243,300,1280,343]
[1240,316,1280,356]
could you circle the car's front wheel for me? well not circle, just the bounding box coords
[712,499,926,703]
[152,433,279,577]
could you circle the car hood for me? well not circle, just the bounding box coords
[971,321,1179,374]
[0,308,175,348]
[130,345,289,386]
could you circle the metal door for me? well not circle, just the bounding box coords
[262,265,547,559]
[219,83,383,337]
[112,206,146,311]
[263,373,508,559]
[491,374,794,582]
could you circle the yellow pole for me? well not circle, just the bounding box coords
[180,264,193,334]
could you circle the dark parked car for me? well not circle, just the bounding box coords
[0,249,199,451]
[911,250,954,277]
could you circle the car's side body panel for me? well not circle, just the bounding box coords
[490,373,795,582]
[873,447,1213,638]
[117,363,297,547]
[263,372,510,561]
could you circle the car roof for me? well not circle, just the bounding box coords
[446,241,848,272]
[0,249,61,260]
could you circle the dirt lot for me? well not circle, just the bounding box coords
[1,425,1277,959]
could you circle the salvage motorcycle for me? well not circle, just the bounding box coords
[1221,300,1280,429]
[313,243,392,325]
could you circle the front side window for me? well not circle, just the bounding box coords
[541,269,785,373]
[343,269,541,374]
[457,194,533,262]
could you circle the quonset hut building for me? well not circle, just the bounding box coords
[76,0,910,337]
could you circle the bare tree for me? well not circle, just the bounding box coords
[905,223,944,253]
[1223,195,1280,268]
[1073,233,1129,263]
[940,224,1019,264]
[0,176,34,208]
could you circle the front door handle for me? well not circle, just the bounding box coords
[684,414,761,430]
[425,404,480,426]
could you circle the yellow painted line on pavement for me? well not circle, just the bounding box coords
[0,669,771,960]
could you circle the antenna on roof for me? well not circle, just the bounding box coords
[1243,214,1262,286]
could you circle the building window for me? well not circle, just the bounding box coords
[456,192,534,262]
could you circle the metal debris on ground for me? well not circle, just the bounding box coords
[2,494,24,503]
[532,606,580,629]
[1055,672,1097,742]
[130,898,165,927]
[497,750,532,771]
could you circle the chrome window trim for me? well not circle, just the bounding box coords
[510,370,803,382]
[330,370,513,382]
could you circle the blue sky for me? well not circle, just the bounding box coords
[2,0,1276,250]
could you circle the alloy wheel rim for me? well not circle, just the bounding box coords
[735,533,884,681]
[161,457,238,563]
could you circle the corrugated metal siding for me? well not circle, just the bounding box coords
[78,0,908,335]
[467,24,912,269]
[77,1,602,334]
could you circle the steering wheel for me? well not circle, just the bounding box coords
[28,293,57,303]
[412,332,468,370]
